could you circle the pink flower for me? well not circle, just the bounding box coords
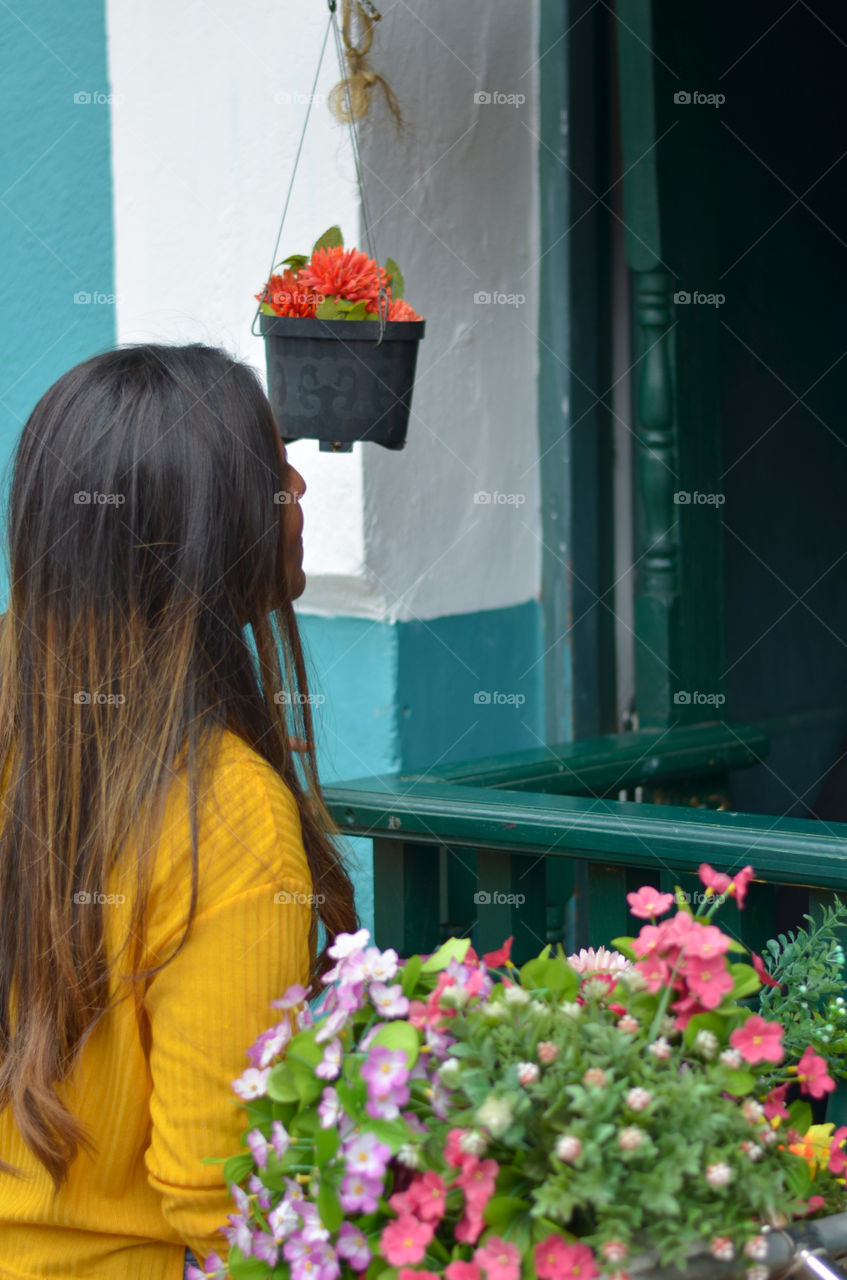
[445,1128,469,1166]
[567,946,631,975]
[555,1135,581,1162]
[406,1171,447,1223]
[683,957,734,1009]
[538,1041,559,1064]
[400,1272,441,1280]
[618,1126,644,1151]
[455,1211,485,1244]
[647,1037,672,1059]
[618,1014,639,1034]
[750,950,781,989]
[830,1126,847,1175]
[683,924,730,960]
[379,1216,434,1266]
[336,1224,372,1271]
[246,1128,269,1170]
[705,1162,733,1187]
[475,1238,521,1280]
[583,1068,608,1088]
[796,1046,836,1098]
[698,863,732,896]
[455,1156,498,1212]
[728,865,754,908]
[634,957,670,993]
[518,1062,540,1085]
[339,1173,382,1214]
[534,1236,598,1280]
[709,1238,734,1262]
[482,937,513,968]
[625,1088,652,1112]
[272,982,309,1009]
[729,1015,785,1065]
[602,1243,628,1264]
[446,1264,482,1280]
[626,885,675,919]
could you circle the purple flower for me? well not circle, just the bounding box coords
[365,1086,409,1121]
[285,1238,340,1280]
[315,1007,348,1045]
[318,1086,341,1129]
[336,1223,372,1271]
[268,1198,301,1243]
[251,1233,279,1266]
[316,1038,342,1080]
[222,1212,253,1255]
[272,982,309,1009]
[248,1173,272,1210]
[247,1020,292,1068]
[363,946,399,982]
[187,1253,227,1280]
[231,1183,251,1216]
[339,1172,383,1213]
[232,1066,270,1100]
[271,1120,290,1159]
[247,1128,269,1170]
[370,982,409,1019]
[361,1047,409,1098]
[328,928,372,960]
[299,1203,331,1244]
[343,1132,392,1180]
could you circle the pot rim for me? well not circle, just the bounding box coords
[259,313,426,342]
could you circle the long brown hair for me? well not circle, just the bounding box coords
[0,343,357,1191]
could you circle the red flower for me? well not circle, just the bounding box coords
[387,296,423,321]
[299,246,389,310]
[697,863,732,896]
[763,1082,791,1121]
[380,1216,434,1266]
[796,1046,836,1099]
[257,269,320,317]
[483,937,513,968]
[829,1126,847,1175]
[750,950,781,989]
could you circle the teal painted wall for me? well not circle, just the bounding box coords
[0,0,115,562]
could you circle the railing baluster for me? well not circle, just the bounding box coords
[373,838,441,957]
[475,848,548,965]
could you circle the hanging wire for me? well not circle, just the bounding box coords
[253,0,390,344]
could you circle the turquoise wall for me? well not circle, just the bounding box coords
[0,0,115,539]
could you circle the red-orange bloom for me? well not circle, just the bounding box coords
[387,297,423,322]
[299,246,389,310]
[257,270,320,318]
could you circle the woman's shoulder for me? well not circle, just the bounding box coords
[142,728,312,933]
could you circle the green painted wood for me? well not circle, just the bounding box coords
[329,779,847,889]
[614,0,725,728]
[441,845,478,944]
[536,0,617,743]
[475,847,548,965]
[387,721,768,793]
[372,839,441,956]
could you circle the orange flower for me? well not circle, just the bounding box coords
[299,246,389,309]
[256,270,320,318]
[387,297,423,322]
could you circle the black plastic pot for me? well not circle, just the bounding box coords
[260,313,426,451]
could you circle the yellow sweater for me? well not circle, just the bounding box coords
[0,729,314,1279]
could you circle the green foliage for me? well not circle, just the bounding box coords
[759,900,847,1079]
[384,257,404,299]
[312,225,344,254]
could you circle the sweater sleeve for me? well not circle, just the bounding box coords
[141,755,313,1264]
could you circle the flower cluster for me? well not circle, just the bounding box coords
[257,226,422,322]
[200,869,847,1280]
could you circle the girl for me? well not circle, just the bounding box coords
[0,343,357,1278]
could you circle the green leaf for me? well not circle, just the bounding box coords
[335,1077,365,1119]
[683,1011,727,1049]
[287,1029,324,1068]
[223,1152,255,1186]
[384,257,405,300]
[366,1260,391,1280]
[610,936,637,961]
[227,1244,272,1279]
[784,1152,812,1197]
[420,938,471,973]
[484,1195,529,1231]
[367,1117,413,1152]
[315,1125,339,1167]
[259,302,277,315]
[519,954,578,998]
[729,962,760,1000]
[788,1099,814,1134]
[317,1179,344,1232]
[315,296,346,320]
[279,253,309,270]
[369,1021,420,1069]
[401,954,423,997]
[267,1062,301,1104]
[710,1064,756,1096]
[342,299,369,320]
[674,885,693,915]
[312,225,344,255]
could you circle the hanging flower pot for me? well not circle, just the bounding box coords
[256,226,425,452]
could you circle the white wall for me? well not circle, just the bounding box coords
[106,0,542,622]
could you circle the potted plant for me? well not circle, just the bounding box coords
[256,226,425,452]
[195,868,847,1280]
